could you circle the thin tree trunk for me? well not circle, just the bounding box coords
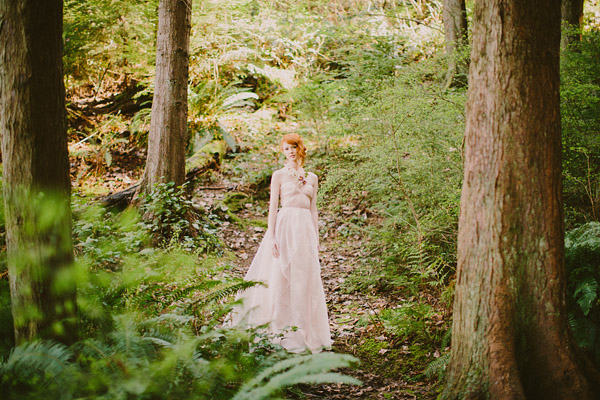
[138,0,192,195]
[443,0,468,89]
[561,0,585,48]
[0,0,76,344]
[442,0,600,398]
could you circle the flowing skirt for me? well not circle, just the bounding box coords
[231,207,332,352]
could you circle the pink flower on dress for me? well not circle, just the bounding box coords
[286,166,307,186]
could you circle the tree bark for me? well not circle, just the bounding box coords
[561,0,585,48]
[0,0,76,344]
[138,0,192,195]
[442,0,600,398]
[443,0,468,89]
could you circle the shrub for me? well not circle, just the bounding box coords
[565,221,600,367]
[319,55,465,292]
[141,182,221,252]
[0,318,359,400]
[561,29,600,226]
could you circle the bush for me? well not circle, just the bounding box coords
[565,221,600,367]
[141,182,222,252]
[0,193,360,399]
[561,29,600,226]
[319,55,465,292]
[0,319,359,400]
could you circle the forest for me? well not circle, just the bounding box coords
[1,0,600,398]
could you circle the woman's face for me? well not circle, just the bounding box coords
[282,142,298,163]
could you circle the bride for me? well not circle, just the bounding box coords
[231,133,332,353]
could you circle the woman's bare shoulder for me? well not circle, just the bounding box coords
[271,168,286,182]
[272,168,286,177]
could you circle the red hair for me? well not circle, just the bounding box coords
[281,133,307,166]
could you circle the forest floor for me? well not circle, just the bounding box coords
[193,181,442,399]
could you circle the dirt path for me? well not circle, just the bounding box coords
[198,185,440,399]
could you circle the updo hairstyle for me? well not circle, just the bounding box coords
[280,133,307,167]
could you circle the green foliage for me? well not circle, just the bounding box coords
[142,182,221,252]
[233,353,361,399]
[565,222,600,367]
[73,203,149,268]
[422,328,451,381]
[319,55,464,293]
[2,246,359,400]
[561,29,600,225]
[73,198,227,334]
[0,193,360,400]
[0,279,13,356]
[351,336,431,380]
[0,316,358,400]
[380,301,435,342]
[0,341,77,400]
[64,0,158,83]
[189,80,258,123]
[423,352,450,380]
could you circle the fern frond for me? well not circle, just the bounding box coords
[194,280,264,310]
[152,313,195,325]
[232,353,361,400]
[423,352,450,379]
[169,279,221,302]
[0,340,73,376]
[0,340,77,395]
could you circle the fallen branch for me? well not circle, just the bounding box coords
[101,140,228,208]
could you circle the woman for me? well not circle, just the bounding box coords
[231,133,332,353]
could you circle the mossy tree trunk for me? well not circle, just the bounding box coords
[138,0,192,195]
[442,0,600,398]
[443,0,468,89]
[561,0,585,48]
[0,0,76,344]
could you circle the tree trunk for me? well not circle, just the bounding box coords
[138,0,192,195]
[442,0,600,398]
[443,0,468,89]
[0,0,76,344]
[561,0,585,48]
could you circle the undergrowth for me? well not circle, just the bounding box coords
[1,188,360,399]
[566,221,600,368]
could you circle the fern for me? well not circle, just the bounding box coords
[194,280,263,309]
[0,341,76,399]
[232,353,361,400]
[423,352,450,380]
[565,222,600,367]
[574,277,599,316]
[168,278,222,302]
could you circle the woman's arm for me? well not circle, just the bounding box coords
[268,170,281,257]
[310,173,319,237]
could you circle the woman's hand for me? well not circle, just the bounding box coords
[271,239,280,258]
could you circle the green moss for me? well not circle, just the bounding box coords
[186,140,227,171]
[223,192,249,213]
[246,218,267,229]
[352,337,433,380]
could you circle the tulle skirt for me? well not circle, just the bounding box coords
[231,207,332,352]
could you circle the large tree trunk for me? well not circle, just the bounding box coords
[443,0,468,89]
[0,0,76,344]
[138,0,192,195]
[442,0,600,398]
[561,0,585,48]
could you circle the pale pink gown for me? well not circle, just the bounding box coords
[231,174,332,353]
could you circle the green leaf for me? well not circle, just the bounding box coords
[574,277,598,316]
